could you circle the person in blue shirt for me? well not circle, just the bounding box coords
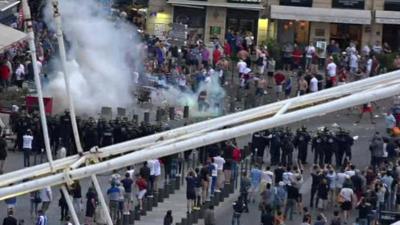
[249,165,262,203]
[107,182,121,223]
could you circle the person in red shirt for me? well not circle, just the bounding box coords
[135,174,147,212]
[292,46,303,69]
[0,62,11,91]
[274,71,286,100]
[213,46,222,66]
[223,39,232,57]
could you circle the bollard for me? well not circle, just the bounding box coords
[152,192,158,207]
[134,206,141,220]
[144,112,150,124]
[123,214,130,225]
[184,105,189,118]
[163,184,170,198]
[132,114,138,125]
[192,209,199,224]
[181,218,188,225]
[213,192,221,206]
[156,107,163,122]
[158,188,164,202]
[145,197,153,211]
[229,100,235,113]
[169,107,175,120]
[174,177,180,190]
[168,182,175,194]
[187,212,194,225]
[128,210,135,225]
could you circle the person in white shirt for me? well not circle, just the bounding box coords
[213,154,225,191]
[339,186,355,220]
[366,57,373,77]
[309,75,318,93]
[153,159,161,192]
[40,186,52,213]
[210,158,218,195]
[15,63,25,89]
[237,59,247,77]
[22,130,33,167]
[305,43,316,69]
[362,44,371,57]
[326,58,337,86]
[372,41,383,54]
[349,53,359,74]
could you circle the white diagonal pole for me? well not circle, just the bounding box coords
[61,185,81,225]
[91,174,114,225]
[21,0,54,171]
[51,0,83,154]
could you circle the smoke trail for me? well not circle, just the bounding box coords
[43,0,142,114]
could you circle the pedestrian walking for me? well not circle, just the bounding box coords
[232,196,245,225]
[35,210,48,225]
[39,186,52,213]
[58,189,69,221]
[186,169,197,214]
[85,186,97,225]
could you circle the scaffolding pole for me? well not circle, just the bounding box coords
[0,81,399,199]
[91,175,114,225]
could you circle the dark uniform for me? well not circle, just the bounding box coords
[293,127,311,164]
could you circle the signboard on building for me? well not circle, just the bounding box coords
[169,23,188,46]
[332,0,365,9]
[279,0,313,7]
[385,0,400,11]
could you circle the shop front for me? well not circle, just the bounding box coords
[173,6,206,44]
[376,0,400,51]
[270,0,371,48]
[226,8,259,42]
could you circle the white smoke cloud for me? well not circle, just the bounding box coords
[43,0,226,117]
[43,0,142,114]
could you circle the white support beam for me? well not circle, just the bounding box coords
[61,185,81,225]
[0,80,399,199]
[91,175,114,225]
[0,70,399,187]
[21,0,54,171]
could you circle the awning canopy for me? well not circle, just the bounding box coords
[375,10,400,24]
[270,5,371,25]
[0,23,27,53]
[0,0,20,11]
[167,0,264,11]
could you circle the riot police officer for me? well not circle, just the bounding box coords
[293,126,311,164]
[335,128,354,166]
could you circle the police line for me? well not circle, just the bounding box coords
[0,73,399,200]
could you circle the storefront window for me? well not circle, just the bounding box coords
[277,20,310,46]
[332,0,365,9]
[384,0,400,11]
[279,0,312,7]
[330,24,362,49]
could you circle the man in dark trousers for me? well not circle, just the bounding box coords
[293,127,311,164]
[311,132,325,166]
[335,128,354,166]
[3,210,17,225]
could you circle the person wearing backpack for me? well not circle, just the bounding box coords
[232,196,245,225]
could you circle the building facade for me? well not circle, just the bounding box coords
[146,0,399,51]
[146,0,268,45]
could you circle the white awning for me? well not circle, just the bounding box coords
[167,0,264,11]
[270,5,371,25]
[375,10,400,24]
[0,23,28,52]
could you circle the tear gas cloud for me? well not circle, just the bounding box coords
[43,0,225,116]
[44,0,141,114]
